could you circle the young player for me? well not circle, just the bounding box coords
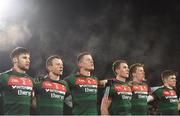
[101,60,132,115]
[151,70,180,115]
[129,63,148,115]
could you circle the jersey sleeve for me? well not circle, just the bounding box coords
[64,81,70,95]
[64,75,75,91]
[153,88,162,100]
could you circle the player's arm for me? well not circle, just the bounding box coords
[178,99,180,111]
[31,90,36,109]
[101,87,111,115]
[147,95,154,102]
[31,78,39,114]
[101,96,111,115]
[64,82,72,108]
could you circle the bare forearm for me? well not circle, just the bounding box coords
[101,107,109,115]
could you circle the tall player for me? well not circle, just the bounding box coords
[0,47,33,115]
[65,52,101,115]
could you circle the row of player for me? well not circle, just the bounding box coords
[0,47,179,115]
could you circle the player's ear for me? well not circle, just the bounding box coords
[161,77,166,83]
[77,61,82,68]
[132,73,136,78]
[12,57,18,64]
[47,65,52,72]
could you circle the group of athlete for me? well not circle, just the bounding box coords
[0,47,179,115]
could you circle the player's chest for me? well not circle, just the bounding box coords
[74,77,98,93]
[5,76,33,96]
[39,81,67,99]
[132,85,148,99]
[162,90,178,103]
[113,84,132,100]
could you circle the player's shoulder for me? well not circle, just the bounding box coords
[153,86,164,93]
[59,79,68,85]
[90,75,98,80]
[25,73,33,79]
[0,69,13,78]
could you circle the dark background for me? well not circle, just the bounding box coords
[0,0,180,94]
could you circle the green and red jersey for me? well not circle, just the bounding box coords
[0,69,33,115]
[105,79,132,115]
[131,81,148,115]
[153,86,179,115]
[34,75,69,115]
[64,74,98,115]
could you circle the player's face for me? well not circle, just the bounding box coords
[166,75,176,87]
[79,55,94,71]
[117,63,129,78]
[16,53,30,71]
[49,58,63,76]
[134,67,145,82]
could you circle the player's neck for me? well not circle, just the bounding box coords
[164,84,173,89]
[13,66,26,73]
[116,75,126,82]
[79,69,91,76]
[133,77,141,83]
[49,72,60,81]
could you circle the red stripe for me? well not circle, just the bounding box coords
[114,84,131,92]
[8,76,33,87]
[42,81,67,92]
[75,77,97,85]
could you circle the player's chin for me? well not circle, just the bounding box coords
[125,74,129,78]
[59,72,63,75]
[23,67,29,71]
[25,65,30,69]
[88,67,94,71]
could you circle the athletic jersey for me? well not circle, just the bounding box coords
[130,81,148,115]
[34,75,69,115]
[64,74,98,115]
[153,86,178,115]
[0,69,33,115]
[105,79,132,115]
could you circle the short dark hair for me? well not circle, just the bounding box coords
[161,70,177,80]
[10,47,30,60]
[112,60,127,75]
[77,52,91,63]
[46,55,61,69]
[129,63,144,78]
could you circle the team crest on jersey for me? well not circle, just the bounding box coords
[8,76,33,87]
[75,77,97,85]
[42,81,67,92]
